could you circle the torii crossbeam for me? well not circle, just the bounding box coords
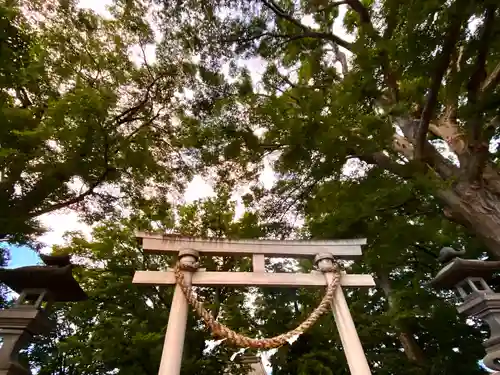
[133,233,374,375]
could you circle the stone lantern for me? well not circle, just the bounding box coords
[224,354,267,375]
[0,254,87,375]
[432,247,500,372]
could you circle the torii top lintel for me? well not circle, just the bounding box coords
[136,232,367,259]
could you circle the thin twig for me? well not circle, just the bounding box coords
[260,0,352,50]
[481,62,500,93]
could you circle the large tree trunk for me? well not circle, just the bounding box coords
[437,186,500,258]
[377,272,427,364]
[386,116,500,258]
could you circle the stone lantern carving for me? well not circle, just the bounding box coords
[0,254,87,375]
[432,248,500,372]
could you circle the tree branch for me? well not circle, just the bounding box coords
[481,61,500,93]
[345,0,371,24]
[15,88,32,108]
[374,194,420,214]
[261,0,307,30]
[301,32,352,49]
[231,29,352,52]
[413,243,439,259]
[112,75,162,125]
[29,169,111,217]
[118,110,162,149]
[467,5,496,103]
[25,113,124,219]
[271,31,352,51]
[392,134,414,161]
[462,5,497,183]
[139,42,155,81]
[316,1,349,13]
[358,151,413,179]
[260,0,352,50]
[29,99,166,218]
[442,45,465,122]
[397,117,460,179]
[344,0,399,102]
[332,43,349,76]
[415,9,467,159]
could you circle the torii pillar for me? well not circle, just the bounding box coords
[133,234,374,375]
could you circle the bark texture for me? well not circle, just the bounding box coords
[376,116,500,259]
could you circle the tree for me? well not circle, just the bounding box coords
[242,150,488,373]
[152,0,500,257]
[6,1,495,373]
[143,3,495,367]
[221,172,484,374]
[25,189,264,375]
[21,181,488,374]
[291,173,486,374]
[0,0,194,247]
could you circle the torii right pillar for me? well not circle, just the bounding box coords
[316,253,372,374]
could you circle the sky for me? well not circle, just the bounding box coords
[5,244,40,268]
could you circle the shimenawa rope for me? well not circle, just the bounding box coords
[174,261,341,350]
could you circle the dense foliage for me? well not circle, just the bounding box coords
[26,190,261,375]
[1,0,499,374]
[0,0,194,246]
[153,0,500,258]
[25,192,486,375]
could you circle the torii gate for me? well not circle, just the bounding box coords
[133,233,374,375]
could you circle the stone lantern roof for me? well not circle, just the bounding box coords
[0,253,87,302]
[431,257,500,290]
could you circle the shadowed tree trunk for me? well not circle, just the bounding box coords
[377,272,427,365]
[373,116,500,258]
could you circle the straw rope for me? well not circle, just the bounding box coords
[174,261,341,349]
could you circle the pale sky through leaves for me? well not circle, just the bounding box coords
[7,2,493,375]
[37,0,356,252]
[35,0,280,251]
[27,1,257,251]
[20,1,278,371]
[12,2,352,374]
[13,3,355,372]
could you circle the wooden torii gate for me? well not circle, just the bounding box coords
[133,233,375,375]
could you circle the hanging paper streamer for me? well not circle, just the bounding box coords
[203,338,227,355]
[230,347,247,361]
[212,338,226,348]
[286,333,301,345]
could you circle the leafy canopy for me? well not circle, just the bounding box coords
[0,0,197,247]
[153,0,500,257]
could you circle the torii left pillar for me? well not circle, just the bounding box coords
[158,249,199,375]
